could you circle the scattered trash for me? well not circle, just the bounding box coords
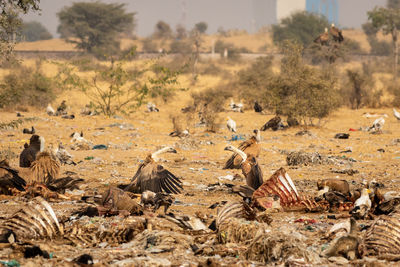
[92,144,108,150]
[228,134,245,141]
[334,133,349,139]
[0,260,20,267]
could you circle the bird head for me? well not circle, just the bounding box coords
[253,129,261,142]
[165,147,177,154]
[224,145,235,152]
[227,116,231,121]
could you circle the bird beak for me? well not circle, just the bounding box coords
[367,189,372,194]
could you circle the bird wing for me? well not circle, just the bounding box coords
[394,108,400,120]
[19,147,37,167]
[223,139,253,169]
[136,163,183,194]
[0,166,26,192]
[242,157,263,190]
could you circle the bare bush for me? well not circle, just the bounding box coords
[341,63,383,109]
[190,87,232,132]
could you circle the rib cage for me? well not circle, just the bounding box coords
[216,201,256,229]
[0,197,63,240]
[364,210,400,258]
[252,168,301,209]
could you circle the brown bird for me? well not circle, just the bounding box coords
[0,159,26,194]
[324,218,361,260]
[260,116,284,131]
[56,100,67,115]
[19,135,45,167]
[330,23,344,43]
[224,145,263,190]
[124,147,183,194]
[223,129,261,169]
[314,27,329,45]
[29,151,60,185]
[317,178,350,196]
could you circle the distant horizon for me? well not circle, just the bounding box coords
[24,0,387,38]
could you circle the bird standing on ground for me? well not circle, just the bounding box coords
[19,135,45,167]
[224,145,263,190]
[124,147,183,194]
[393,108,400,120]
[56,100,67,115]
[226,117,237,132]
[224,129,261,169]
[350,188,372,219]
[369,117,385,132]
[23,126,35,134]
[46,104,55,116]
[254,101,263,113]
[55,143,76,165]
[330,23,344,43]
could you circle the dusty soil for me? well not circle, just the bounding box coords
[0,105,400,266]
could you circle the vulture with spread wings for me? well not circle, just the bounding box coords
[223,129,261,169]
[0,159,26,194]
[124,147,183,194]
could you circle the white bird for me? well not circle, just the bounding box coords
[369,117,385,132]
[55,142,76,165]
[350,188,371,219]
[229,99,243,112]
[393,108,400,120]
[46,104,55,116]
[227,117,237,132]
[147,102,159,112]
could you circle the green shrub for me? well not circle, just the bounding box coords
[0,63,58,109]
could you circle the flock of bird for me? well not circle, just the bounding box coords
[314,23,344,45]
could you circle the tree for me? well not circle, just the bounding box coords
[21,21,52,41]
[194,22,208,34]
[388,0,400,9]
[368,7,400,77]
[272,11,329,47]
[269,41,339,124]
[153,20,173,39]
[0,0,40,60]
[57,2,135,57]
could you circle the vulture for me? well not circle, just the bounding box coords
[29,151,60,185]
[54,143,76,165]
[368,117,385,132]
[224,129,261,169]
[226,117,237,132]
[229,99,243,113]
[147,102,159,112]
[0,159,26,194]
[23,126,35,134]
[124,147,183,194]
[56,100,67,115]
[260,116,284,131]
[19,135,45,167]
[46,104,55,116]
[254,101,263,113]
[330,24,344,43]
[393,108,400,120]
[314,27,329,45]
[224,145,263,190]
[350,188,372,219]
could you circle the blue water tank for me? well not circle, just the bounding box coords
[306,0,338,25]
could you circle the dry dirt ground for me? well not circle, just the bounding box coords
[0,103,400,266]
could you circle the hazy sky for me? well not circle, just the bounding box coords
[24,0,387,38]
